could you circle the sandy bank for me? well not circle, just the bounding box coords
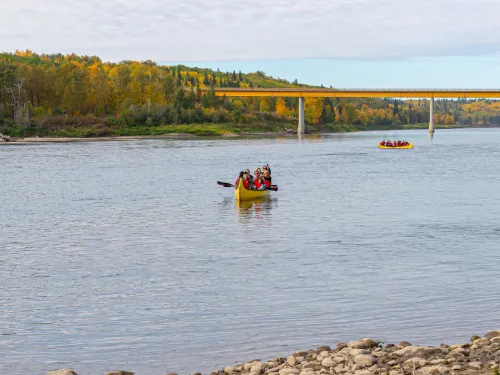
[0,131,301,145]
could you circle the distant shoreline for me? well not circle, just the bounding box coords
[2,125,499,145]
[0,131,299,144]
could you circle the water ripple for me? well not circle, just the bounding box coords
[1,129,500,375]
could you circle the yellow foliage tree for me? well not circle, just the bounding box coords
[259,99,271,112]
[275,98,288,116]
[305,98,322,124]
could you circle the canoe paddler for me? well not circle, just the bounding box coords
[234,171,244,187]
[262,164,271,175]
[263,170,272,188]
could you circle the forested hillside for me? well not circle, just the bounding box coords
[1,50,500,137]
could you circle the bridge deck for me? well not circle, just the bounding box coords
[207,88,500,98]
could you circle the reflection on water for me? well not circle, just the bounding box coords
[236,198,277,224]
[297,133,322,142]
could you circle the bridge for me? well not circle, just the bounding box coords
[204,88,500,134]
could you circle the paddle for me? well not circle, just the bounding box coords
[217,181,278,191]
[217,181,234,188]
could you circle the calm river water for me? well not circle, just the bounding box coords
[1,129,500,375]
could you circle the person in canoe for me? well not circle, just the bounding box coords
[252,172,264,190]
[234,171,244,186]
[263,170,272,188]
[245,169,254,184]
[380,140,386,146]
[262,164,271,175]
[242,172,251,188]
[235,171,251,189]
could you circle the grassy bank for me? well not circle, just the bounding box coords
[0,120,468,139]
[0,121,298,138]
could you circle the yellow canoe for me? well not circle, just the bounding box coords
[378,142,413,149]
[235,178,270,201]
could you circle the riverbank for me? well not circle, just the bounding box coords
[47,330,500,375]
[0,123,469,144]
[0,131,302,144]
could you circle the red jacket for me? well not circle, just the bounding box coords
[254,179,262,189]
[264,179,271,188]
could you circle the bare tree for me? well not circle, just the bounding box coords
[9,78,24,124]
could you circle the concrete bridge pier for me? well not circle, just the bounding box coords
[429,97,435,133]
[298,97,305,134]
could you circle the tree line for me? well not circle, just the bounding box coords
[1,50,500,136]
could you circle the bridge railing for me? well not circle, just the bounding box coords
[209,88,500,92]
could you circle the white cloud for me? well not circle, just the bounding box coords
[1,0,499,62]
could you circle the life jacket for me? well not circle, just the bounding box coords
[264,177,271,187]
[234,177,240,186]
[254,179,262,189]
[243,179,250,189]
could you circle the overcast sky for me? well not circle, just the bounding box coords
[2,0,500,87]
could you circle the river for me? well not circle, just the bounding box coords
[1,129,499,375]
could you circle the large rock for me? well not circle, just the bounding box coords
[419,365,450,374]
[472,337,490,347]
[301,361,321,371]
[278,368,300,375]
[286,356,296,366]
[354,354,377,367]
[392,346,442,358]
[334,364,345,372]
[467,362,483,370]
[106,372,134,375]
[223,366,234,374]
[353,370,372,375]
[47,370,78,375]
[244,362,258,371]
[403,357,427,367]
[316,345,331,353]
[348,339,378,349]
[484,330,500,339]
[350,349,371,356]
[250,362,263,374]
[321,357,335,367]
[317,351,329,360]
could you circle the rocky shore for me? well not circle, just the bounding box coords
[0,133,19,142]
[47,330,500,375]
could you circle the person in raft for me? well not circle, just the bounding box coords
[380,140,409,147]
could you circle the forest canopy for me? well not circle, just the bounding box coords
[1,50,500,137]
